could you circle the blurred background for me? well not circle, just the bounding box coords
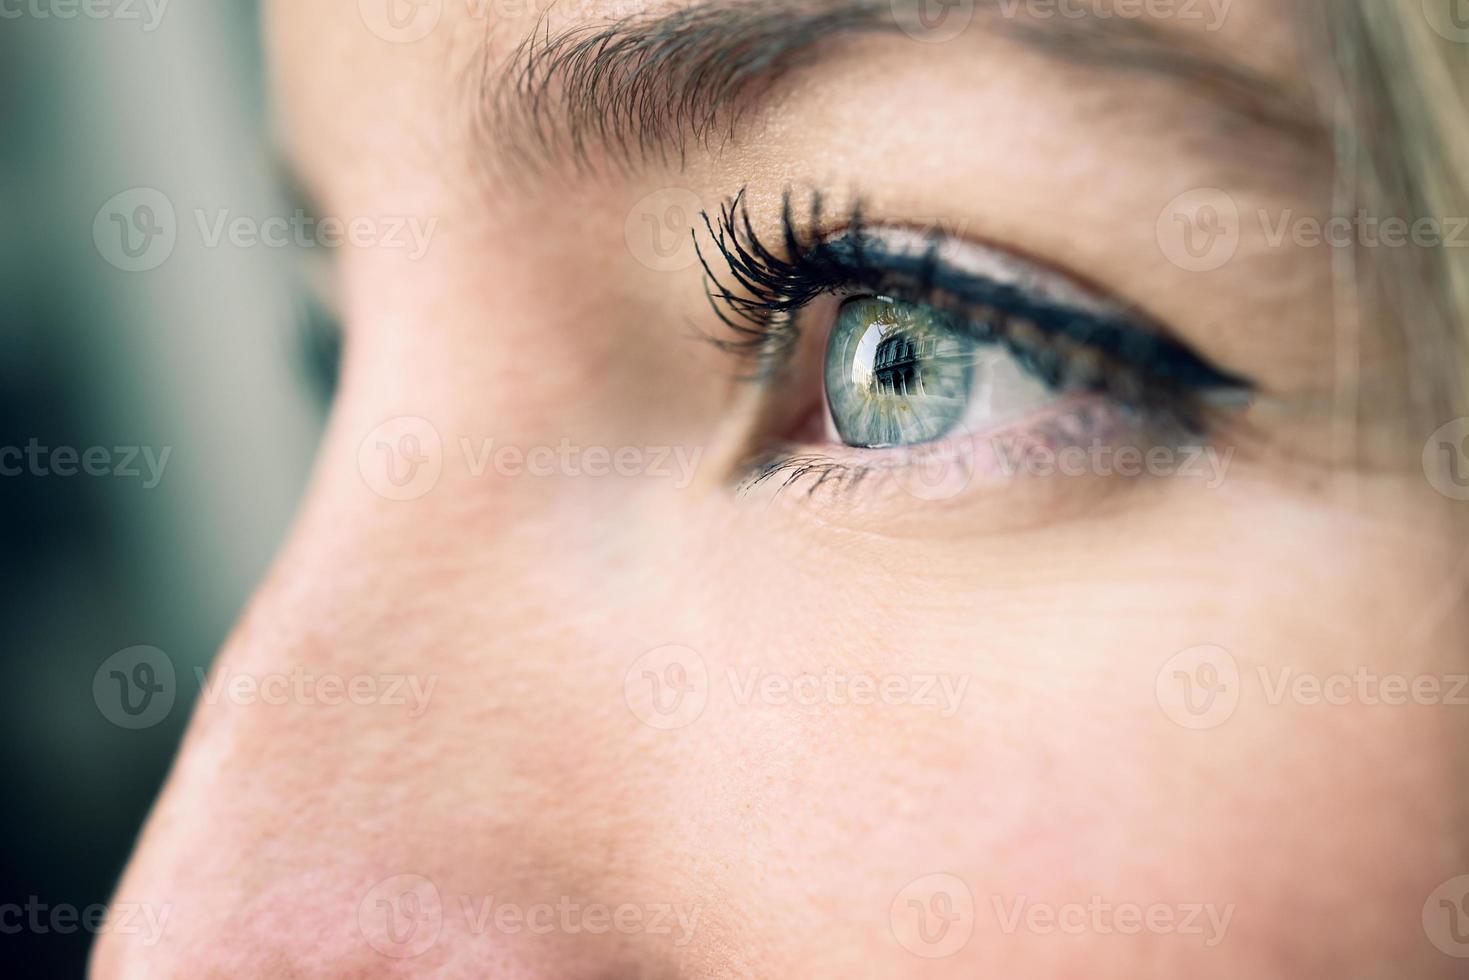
[0,2,333,973]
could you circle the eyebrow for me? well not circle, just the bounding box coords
[482,0,1324,176]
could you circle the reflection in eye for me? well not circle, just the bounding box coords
[824,296,1052,448]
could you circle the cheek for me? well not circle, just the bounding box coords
[95,376,1469,980]
[652,477,1469,975]
[876,697,1460,975]
[702,631,1463,978]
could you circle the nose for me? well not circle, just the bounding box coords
[87,439,708,978]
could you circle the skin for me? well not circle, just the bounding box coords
[93,0,1469,976]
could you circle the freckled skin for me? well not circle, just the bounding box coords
[92,1,1469,977]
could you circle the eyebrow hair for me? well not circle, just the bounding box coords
[483,0,1324,176]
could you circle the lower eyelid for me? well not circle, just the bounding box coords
[742,394,1133,497]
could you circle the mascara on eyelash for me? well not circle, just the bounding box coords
[694,187,1254,431]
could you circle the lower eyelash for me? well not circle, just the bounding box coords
[739,398,1133,499]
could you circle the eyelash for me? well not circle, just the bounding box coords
[694,189,1254,488]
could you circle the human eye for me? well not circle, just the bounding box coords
[696,190,1255,501]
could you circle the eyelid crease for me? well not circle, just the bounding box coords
[827,226,1123,318]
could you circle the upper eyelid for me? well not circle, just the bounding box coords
[820,225,1123,318]
[697,192,1255,394]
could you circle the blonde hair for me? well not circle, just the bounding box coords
[1327,2,1469,428]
